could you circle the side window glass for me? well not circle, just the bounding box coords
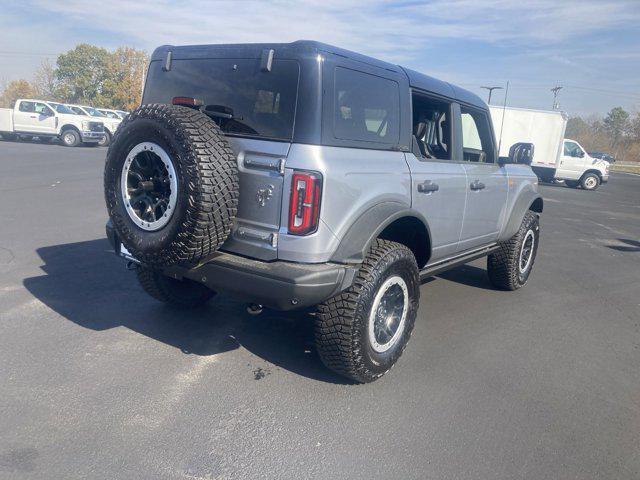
[564,141,579,156]
[34,103,49,114]
[334,67,400,144]
[19,101,34,113]
[411,92,452,160]
[460,106,495,163]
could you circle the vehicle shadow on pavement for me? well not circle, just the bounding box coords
[435,264,495,290]
[23,239,350,384]
[607,238,640,253]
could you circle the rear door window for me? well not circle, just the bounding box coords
[333,67,400,144]
[412,92,452,160]
[19,101,34,113]
[143,58,300,141]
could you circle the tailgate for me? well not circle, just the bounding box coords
[221,137,289,261]
[0,109,13,132]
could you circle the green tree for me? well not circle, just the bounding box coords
[55,44,110,104]
[603,107,630,146]
[101,46,149,110]
[0,79,37,108]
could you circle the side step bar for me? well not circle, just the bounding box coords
[419,244,500,280]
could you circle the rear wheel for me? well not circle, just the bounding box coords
[136,266,215,307]
[315,239,420,383]
[61,129,80,147]
[581,173,600,191]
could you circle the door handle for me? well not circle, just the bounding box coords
[417,180,439,193]
[30,115,37,118]
[470,180,485,191]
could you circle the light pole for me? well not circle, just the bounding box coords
[481,86,503,105]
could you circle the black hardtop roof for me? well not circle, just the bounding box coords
[151,40,486,110]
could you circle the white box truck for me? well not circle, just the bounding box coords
[490,106,609,190]
[0,99,105,147]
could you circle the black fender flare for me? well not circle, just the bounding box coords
[499,190,543,241]
[330,201,432,264]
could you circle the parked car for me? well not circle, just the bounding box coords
[96,108,129,120]
[490,106,609,190]
[66,104,122,147]
[104,41,542,383]
[0,99,105,146]
[588,151,615,163]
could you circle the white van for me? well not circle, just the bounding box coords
[490,106,609,190]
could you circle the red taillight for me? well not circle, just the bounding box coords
[172,96,203,108]
[288,171,322,236]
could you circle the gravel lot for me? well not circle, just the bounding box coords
[1,140,639,479]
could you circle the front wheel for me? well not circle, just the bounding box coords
[315,239,420,383]
[136,266,216,308]
[487,211,540,290]
[61,129,80,147]
[581,173,600,191]
[98,130,111,147]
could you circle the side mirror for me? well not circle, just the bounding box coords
[506,142,534,165]
[576,150,585,158]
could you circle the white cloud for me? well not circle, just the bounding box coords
[2,0,639,114]
[18,0,640,61]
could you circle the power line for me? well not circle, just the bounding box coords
[0,51,59,57]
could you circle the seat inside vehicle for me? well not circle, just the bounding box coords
[412,94,450,160]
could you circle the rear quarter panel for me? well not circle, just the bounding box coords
[277,143,412,263]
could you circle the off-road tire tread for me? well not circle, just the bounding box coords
[487,210,539,290]
[104,104,239,267]
[136,266,215,307]
[315,239,419,383]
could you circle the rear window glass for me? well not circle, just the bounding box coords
[143,58,300,141]
[333,67,399,144]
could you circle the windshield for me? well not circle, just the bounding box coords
[68,106,87,116]
[143,58,300,140]
[48,102,77,115]
[84,106,106,117]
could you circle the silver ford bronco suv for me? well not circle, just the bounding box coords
[104,41,542,383]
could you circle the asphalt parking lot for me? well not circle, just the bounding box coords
[1,140,639,479]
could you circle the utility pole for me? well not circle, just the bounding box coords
[551,85,563,110]
[481,86,503,105]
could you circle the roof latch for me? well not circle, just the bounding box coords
[260,49,274,72]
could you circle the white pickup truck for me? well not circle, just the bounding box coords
[490,106,609,190]
[0,99,106,147]
[66,104,121,147]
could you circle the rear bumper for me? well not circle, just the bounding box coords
[106,221,356,310]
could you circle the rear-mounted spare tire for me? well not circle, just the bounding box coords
[104,104,239,267]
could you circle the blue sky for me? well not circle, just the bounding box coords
[1,0,639,116]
